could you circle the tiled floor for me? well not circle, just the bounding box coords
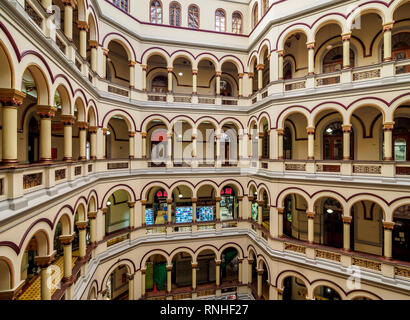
[18,256,78,300]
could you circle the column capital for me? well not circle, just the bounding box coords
[128,201,136,208]
[89,126,98,134]
[101,208,108,215]
[141,132,147,138]
[62,0,75,7]
[306,212,315,219]
[215,259,222,266]
[102,128,109,135]
[59,233,74,245]
[88,211,97,219]
[192,69,198,75]
[276,288,284,294]
[342,124,352,133]
[88,40,98,48]
[76,221,88,230]
[341,32,352,41]
[36,105,57,119]
[382,221,395,230]
[248,72,254,79]
[167,198,173,204]
[257,269,264,275]
[141,64,147,71]
[61,114,76,126]
[277,207,284,214]
[248,196,254,202]
[277,128,284,136]
[35,251,56,268]
[215,71,222,77]
[257,200,265,206]
[238,73,244,79]
[77,21,89,31]
[128,131,136,137]
[77,121,89,130]
[140,200,147,205]
[128,60,137,67]
[277,50,284,57]
[383,22,394,31]
[167,67,174,72]
[306,126,315,135]
[126,273,135,281]
[191,262,198,268]
[383,122,395,130]
[191,197,198,203]
[166,265,173,272]
[237,195,244,201]
[0,89,26,107]
[256,64,265,71]
[306,42,315,49]
[342,216,352,224]
[215,197,221,202]
[102,48,109,56]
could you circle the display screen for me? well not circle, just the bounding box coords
[145,208,154,225]
[197,207,214,222]
[175,207,193,224]
[251,203,258,221]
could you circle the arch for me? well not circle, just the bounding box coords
[102,110,135,132]
[101,260,135,292]
[87,12,98,42]
[101,185,135,208]
[346,4,387,31]
[218,243,244,260]
[219,56,243,74]
[346,101,387,124]
[102,36,135,62]
[20,228,51,258]
[194,246,219,261]
[219,118,244,131]
[141,250,170,268]
[347,196,388,221]
[256,255,271,282]
[170,53,195,68]
[346,290,382,300]
[0,257,13,291]
[141,182,171,201]
[140,114,170,133]
[73,96,87,122]
[76,0,87,21]
[87,104,97,127]
[170,116,195,131]
[248,52,259,70]
[53,83,72,116]
[169,248,195,263]
[74,201,87,222]
[277,25,311,51]
[141,48,170,66]
[311,103,346,126]
[277,106,310,129]
[196,54,219,71]
[277,188,310,210]
[87,280,98,300]
[311,280,346,300]
[276,270,310,290]
[312,193,346,213]
[218,180,244,197]
[311,16,347,38]
[196,117,219,130]
[19,63,51,106]
[0,39,14,89]
[194,181,218,198]
[259,43,270,64]
[54,213,72,237]
[257,185,271,205]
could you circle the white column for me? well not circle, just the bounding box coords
[216,71,222,95]
[277,50,284,80]
[383,122,394,161]
[129,61,136,89]
[383,222,394,259]
[342,33,352,69]
[343,216,352,251]
[257,64,264,90]
[277,129,284,160]
[307,42,315,75]
[342,124,352,160]
[192,69,198,94]
[307,212,315,243]
[129,131,135,159]
[307,127,315,160]
[383,23,394,62]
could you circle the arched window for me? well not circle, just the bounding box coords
[252,3,258,29]
[262,0,269,15]
[112,0,128,11]
[188,5,199,29]
[150,0,162,24]
[169,2,181,26]
[215,9,225,32]
[151,75,168,93]
[323,46,354,73]
[232,12,242,34]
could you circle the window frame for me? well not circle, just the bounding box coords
[150,0,163,24]
[169,1,182,27]
[252,2,259,29]
[215,9,226,32]
[188,4,200,29]
[262,0,269,16]
[112,0,129,12]
[232,11,243,34]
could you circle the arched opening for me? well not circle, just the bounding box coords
[220,62,239,98]
[107,117,130,160]
[103,265,129,300]
[169,2,181,27]
[260,118,270,160]
[0,259,12,291]
[172,120,193,166]
[392,113,410,161]
[249,186,258,223]
[283,112,308,160]
[283,276,307,300]
[106,41,130,87]
[350,201,383,256]
[313,285,341,300]
[220,122,239,167]
[145,254,168,295]
[27,115,40,163]
[249,120,258,162]
[171,252,193,292]
[220,247,239,285]
[105,190,130,235]
[258,260,269,300]
[252,3,258,29]
[283,194,308,241]
[73,98,86,161]
[283,60,293,80]
[197,59,216,97]
[147,55,168,98]
[260,189,270,231]
[392,2,410,73]
[393,205,410,262]
[323,47,354,74]
[220,185,239,221]
[196,185,217,226]
[323,121,353,160]
[171,185,193,230]
[172,57,193,96]
[196,250,216,287]
[146,119,168,167]
[283,32,308,78]
[145,187,169,230]
[315,197,344,249]
[197,121,216,167]
[351,106,382,160]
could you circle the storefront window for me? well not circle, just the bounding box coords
[220,187,237,221]
[145,189,168,225]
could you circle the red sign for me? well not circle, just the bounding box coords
[221,187,232,195]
